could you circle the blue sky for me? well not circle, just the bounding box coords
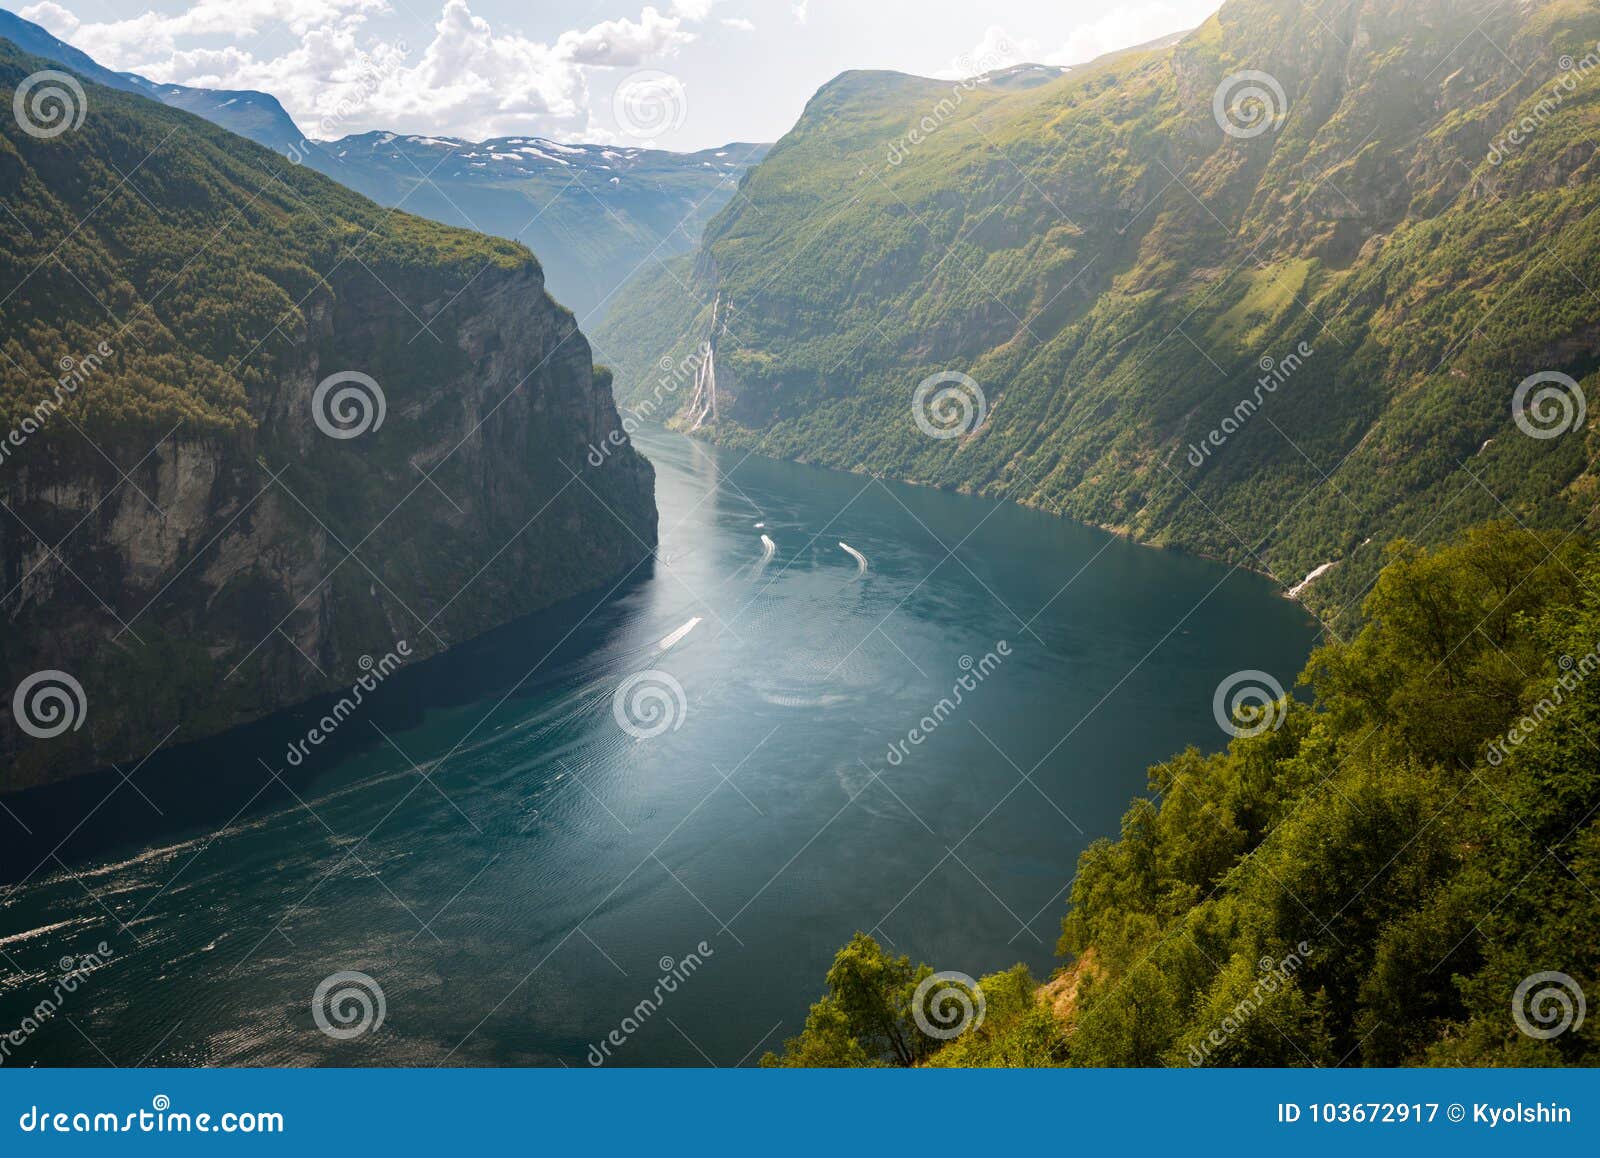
[2,0,1223,149]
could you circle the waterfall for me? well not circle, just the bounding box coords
[687,294,723,431]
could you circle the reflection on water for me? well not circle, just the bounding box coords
[0,429,1319,1067]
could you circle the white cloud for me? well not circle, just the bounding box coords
[556,6,693,67]
[21,0,385,58]
[1044,1,1218,66]
[721,17,754,33]
[933,4,1215,82]
[23,0,716,143]
[933,25,1028,79]
[791,2,807,26]
[18,2,78,38]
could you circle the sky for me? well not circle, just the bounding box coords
[1,0,1224,150]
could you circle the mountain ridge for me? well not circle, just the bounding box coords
[0,38,656,789]
[598,0,1600,631]
[0,8,770,322]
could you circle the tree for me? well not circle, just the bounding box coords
[764,933,944,1067]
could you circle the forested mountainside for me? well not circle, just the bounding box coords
[0,9,311,155]
[599,0,1600,633]
[767,523,1600,1067]
[0,41,656,790]
[0,8,768,325]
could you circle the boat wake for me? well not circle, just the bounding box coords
[752,533,776,579]
[658,616,703,652]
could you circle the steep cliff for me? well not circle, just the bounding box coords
[601,0,1600,630]
[0,42,656,790]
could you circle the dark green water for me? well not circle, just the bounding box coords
[0,429,1317,1066]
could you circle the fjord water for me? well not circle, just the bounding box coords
[0,429,1317,1066]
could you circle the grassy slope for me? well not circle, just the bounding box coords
[603,0,1600,633]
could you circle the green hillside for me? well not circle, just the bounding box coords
[602,0,1600,634]
[767,522,1600,1067]
[0,38,655,787]
[0,41,527,440]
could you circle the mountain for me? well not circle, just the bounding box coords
[0,8,768,324]
[0,40,656,790]
[310,133,769,323]
[0,9,311,154]
[597,0,1600,633]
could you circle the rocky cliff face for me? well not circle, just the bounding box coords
[0,45,656,790]
[1,257,655,791]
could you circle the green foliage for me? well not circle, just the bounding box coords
[762,933,1055,1067]
[0,41,529,442]
[763,933,930,1067]
[0,39,657,788]
[788,523,1600,1066]
[602,0,1600,635]
[1059,522,1600,1068]
[922,965,1069,1068]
